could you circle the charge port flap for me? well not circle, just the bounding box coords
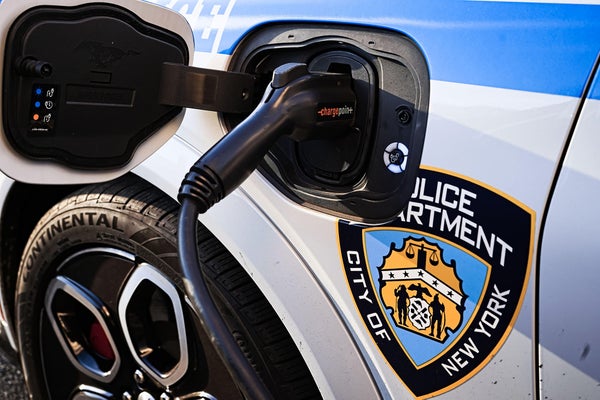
[0,0,194,184]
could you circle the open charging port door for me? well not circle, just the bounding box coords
[0,0,194,184]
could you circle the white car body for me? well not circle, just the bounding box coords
[0,0,598,399]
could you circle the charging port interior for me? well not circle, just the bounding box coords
[225,24,430,223]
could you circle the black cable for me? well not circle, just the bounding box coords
[176,63,355,399]
[178,199,274,400]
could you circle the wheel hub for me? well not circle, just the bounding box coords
[42,248,224,400]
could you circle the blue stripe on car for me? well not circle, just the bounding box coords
[152,0,600,99]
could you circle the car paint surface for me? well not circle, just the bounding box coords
[144,1,599,398]
[149,0,600,97]
[0,0,598,398]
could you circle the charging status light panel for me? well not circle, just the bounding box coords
[3,4,189,168]
[29,84,58,134]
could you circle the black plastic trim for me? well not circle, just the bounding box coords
[2,4,189,169]
[225,23,430,223]
[159,63,257,113]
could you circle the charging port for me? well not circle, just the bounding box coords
[225,24,430,223]
[301,51,376,186]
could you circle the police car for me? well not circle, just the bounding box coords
[0,0,598,399]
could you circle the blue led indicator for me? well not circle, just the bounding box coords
[34,101,41,108]
[35,88,42,95]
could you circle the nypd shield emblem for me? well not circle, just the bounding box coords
[378,237,468,344]
[339,167,534,398]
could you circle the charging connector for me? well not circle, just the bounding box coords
[177,63,355,398]
[178,63,355,212]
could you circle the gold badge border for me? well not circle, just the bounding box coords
[337,166,536,399]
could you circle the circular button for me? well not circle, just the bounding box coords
[383,142,409,174]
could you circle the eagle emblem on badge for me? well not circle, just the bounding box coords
[379,237,466,343]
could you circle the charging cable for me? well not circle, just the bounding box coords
[177,63,355,398]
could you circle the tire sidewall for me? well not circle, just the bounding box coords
[16,199,181,398]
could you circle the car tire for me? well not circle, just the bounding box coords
[15,174,320,400]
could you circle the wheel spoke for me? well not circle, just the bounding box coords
[70,385,113,400]
[118,263,190,387]
[45,276,120,382]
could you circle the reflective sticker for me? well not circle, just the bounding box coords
[338,167,534,398]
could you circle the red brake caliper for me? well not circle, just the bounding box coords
[89,321,115,361]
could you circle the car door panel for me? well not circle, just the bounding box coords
[538,67,600,400]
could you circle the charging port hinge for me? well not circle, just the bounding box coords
[159,62,257,113]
